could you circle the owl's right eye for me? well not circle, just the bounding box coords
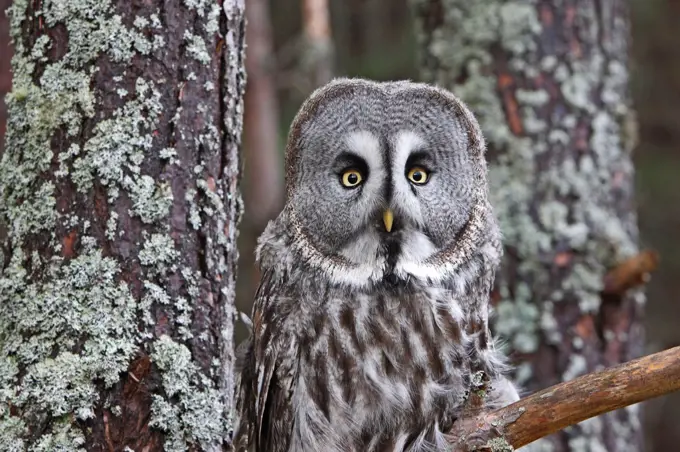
[340,169,363,188]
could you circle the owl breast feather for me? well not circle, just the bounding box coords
[291,283,477,450]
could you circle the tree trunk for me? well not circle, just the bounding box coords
[301,0,334,87]
[238,0,284,341]
[244,0,283,229]
[413,1,644,450]
[0,0,11,279]
[0,1,245,450]
[0,0,10,160]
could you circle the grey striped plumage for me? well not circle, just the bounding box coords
[233,79,519,452]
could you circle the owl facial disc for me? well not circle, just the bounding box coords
[277,78,497,288]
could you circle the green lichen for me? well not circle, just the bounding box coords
[68,78,164,205]
[186,188,203,230]
[149,336,225,452]
[1,0,158,244]
[486,437,514,452]
[43,0,152,66]
[25,419,86,452]
[105,211,119,240]
[174,297,194,340]
[127,175,173,224]
[139,232,178,265]
[0,248,137,447]
[160,147,179,164]
[140,281,172,330]
[184,30,212,65]
[0,416,25,452]
[495,285,539,353]
[182,0,222,35]
[198,176,231,272]
[2,61,92,238]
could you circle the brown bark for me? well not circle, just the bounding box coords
[448,346,680,451]
[0,1,245,450]
[414,0,644,450]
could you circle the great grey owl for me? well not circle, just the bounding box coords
[233,78,519,452]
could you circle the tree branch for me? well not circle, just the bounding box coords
[448,346,680,451]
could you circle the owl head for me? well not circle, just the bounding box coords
[262,78,500,290]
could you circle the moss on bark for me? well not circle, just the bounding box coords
[0,1,245,450]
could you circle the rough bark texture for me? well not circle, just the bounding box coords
[0,0,10,158]
[413,1,644,450]
[0,0,10,287]
[0,1,245,450]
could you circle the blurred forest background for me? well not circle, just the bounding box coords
[1,0,678,450]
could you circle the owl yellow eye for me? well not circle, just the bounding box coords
[341,169,363,188]
[407,166,429,185]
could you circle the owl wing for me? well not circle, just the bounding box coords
[234,271,299,452]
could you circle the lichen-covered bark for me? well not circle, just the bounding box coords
[0,0,245,450]
[413,1,643,450]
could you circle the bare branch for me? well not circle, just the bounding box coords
[448,346,680,451]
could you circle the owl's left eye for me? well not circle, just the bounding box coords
[407,166,429,185]
[341,169,364,188]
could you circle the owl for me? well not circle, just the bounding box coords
[233,78,519,452]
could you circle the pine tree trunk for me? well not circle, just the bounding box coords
[238,0,284,341]
[301,0,334,87]
[413,1,644,450]
[0,1,245,450]
[0,0,10,157]
[244,0,283,229]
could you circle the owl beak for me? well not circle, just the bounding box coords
[383,209,394,233]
